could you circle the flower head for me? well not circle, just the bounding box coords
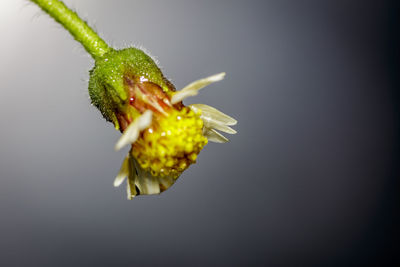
[30,0,237,199]
[89,48,237,198]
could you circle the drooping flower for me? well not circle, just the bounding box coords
[88,48,236,198]
[30,0,237,199]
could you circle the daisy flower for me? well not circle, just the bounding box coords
[30,0,237,199]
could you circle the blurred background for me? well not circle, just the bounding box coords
[0,0,399,266]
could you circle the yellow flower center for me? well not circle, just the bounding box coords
[131,107,208,178]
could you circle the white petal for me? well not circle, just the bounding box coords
[133,159,161,195]
[171,72,226,104]
[204,128,229,143]
[114,110,153,151]
[158,176,175,192]
[126,154,139,199]
[115,123,139,151]
[195,112,237,134]
[113,156,129,187]
[126,172,138,200]
[208,122,237,134]
[171,89,198,104]
[137,110,153,129]
[190,104,237,126]
[126,181,134,200]
[182,72,226,91]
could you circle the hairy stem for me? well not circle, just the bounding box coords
[31,0,111,59]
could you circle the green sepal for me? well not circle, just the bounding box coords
[88,47,174,130]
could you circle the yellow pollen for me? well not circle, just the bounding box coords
[131,107,208,178]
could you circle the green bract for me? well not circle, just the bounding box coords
[88,48,175,129]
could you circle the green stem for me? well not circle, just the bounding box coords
[31,0,111,59]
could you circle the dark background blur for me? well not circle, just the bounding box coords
[0,0,399,266]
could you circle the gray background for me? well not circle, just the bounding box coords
[0,0,398,266]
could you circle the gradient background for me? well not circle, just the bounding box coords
[0,0,399,266]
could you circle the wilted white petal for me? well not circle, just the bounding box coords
[126,181,134,200]
[208,121,237,134]
[171,89,198,104]
[171,72,226,104]
[181,72,226,92]
[113,156,129,187]
[126,174,137,200]
[127,177,136,200]
[115,122,139,151]
[133,159,161,195]
[204,128,229,143]
[137,110,153,129]
[190,104,237,126]
[158,176,176,192]
[137,174,160,195]
[114,110,153,151]
[126,153,138,199]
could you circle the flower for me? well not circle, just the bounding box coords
[89,48,236,199]
[30,0,236,199]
